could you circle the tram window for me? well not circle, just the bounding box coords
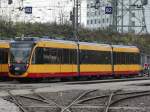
[3,49,8,64]
[57,49,63,64]
[80,50,111,64]
[70,49,76,64]
[0,49,2,63]
[80,50,87,64]
[33,47,61,64]
[0,49,8,64]
[33,47,44,64]
[62,49,70,64]
[125,53,128,64]
[113,52,140,65]
[113,52,116,64]
[33,47,77,64]
[129,53,132,64]
[43,48,60,64]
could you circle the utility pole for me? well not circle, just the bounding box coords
[0,0,1,38]
[73,0,80,77]
[0,0,1,20]
[121,0,124,33]
[128,0,132,32]
[111,0,117,32]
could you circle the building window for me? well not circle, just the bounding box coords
[132,21,135,26]
[91,20,93,24]
[132,12,135,17]
[95,11,97,16]
[87,4,89,8]
[107,18,109,23]
[99,11,101,15]
[95,19,97,24]
[99,20,101,24]
[103,18,105,23]
[87,20,89,25]
[87,12,89,17]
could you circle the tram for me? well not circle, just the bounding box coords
[8,37,142,79]
[0,41,9,78]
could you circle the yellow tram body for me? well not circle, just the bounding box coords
[8,39,142,78]
[113,45,142,76]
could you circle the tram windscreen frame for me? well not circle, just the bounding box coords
[10,43,34,64]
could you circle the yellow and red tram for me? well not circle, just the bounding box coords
[112,45,141,76]
[8,38,142,79]
[0,41,9,78]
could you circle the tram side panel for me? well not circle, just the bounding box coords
[28,47,61,78]
[27,42,77,78]
[79,44,112,77]
[8,39,142,79]
[28,43,113,78]
[113,47,142,76]
[79,50,112,76]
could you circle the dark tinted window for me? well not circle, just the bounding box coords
[113,52,140,64]
[32,47,76,64]
[62,49,77,64]
[0,48,8,64]
[32,47,60,64]
[80,50,111,64]
[32,47,111,64]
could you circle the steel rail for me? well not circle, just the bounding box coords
[7,91,28,112]
[103,90,122,112]
[110,91,150,106]
[32,91,72,112]
[64,77,150,85]
[61,89,97,112]
[76,90,150,104]
[6,90,150,112]
[104,92,114,112]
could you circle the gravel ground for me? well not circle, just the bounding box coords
[2,79,150,112]
[0,98,20,112]
[3,89,150,112]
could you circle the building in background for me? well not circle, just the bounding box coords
[112,0,148,34]
[85,0,111,29]
[0,0,149,33]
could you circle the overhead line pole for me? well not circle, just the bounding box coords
[73,0,80,77]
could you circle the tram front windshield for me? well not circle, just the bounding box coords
[10,43,33,64]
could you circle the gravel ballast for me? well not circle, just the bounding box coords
[0,98,20,112]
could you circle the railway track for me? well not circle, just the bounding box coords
[64,76,150,85]
[4,89,150,112]
[0,76,149,85]
[0,77,149,93]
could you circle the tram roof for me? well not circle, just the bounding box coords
[38,38,111,46]
[112,45,139,53]
[39,39,138,48]
[12,37,139,52]
[0,40,10,48]
[112,45,138,48]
